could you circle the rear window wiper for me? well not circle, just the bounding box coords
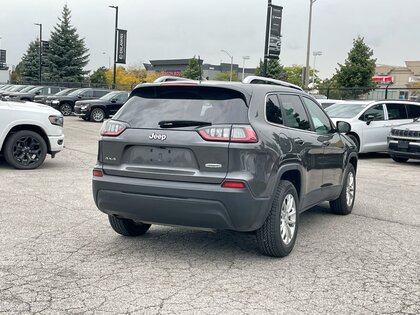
[158,120,212,128]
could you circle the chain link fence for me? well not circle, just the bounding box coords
[317,87,420,101]
[9,80,137,91]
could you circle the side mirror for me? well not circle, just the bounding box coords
[35,91,41,95]
[110,98,117,103]
[336,121,351,133]
[365,114,375,125]
[78,95,82,99]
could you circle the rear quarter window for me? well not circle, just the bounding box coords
[114,86,249,128]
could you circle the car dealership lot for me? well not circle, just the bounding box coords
[1,117,419,314]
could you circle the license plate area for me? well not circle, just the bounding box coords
[127,146,198,168]
[397,141,409,149]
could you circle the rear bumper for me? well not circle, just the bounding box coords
[93,174,271,232]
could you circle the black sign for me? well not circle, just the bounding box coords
[0,50,6,63]
[116,29,127,64]
[41,41,49,57]
[266,5,283,59]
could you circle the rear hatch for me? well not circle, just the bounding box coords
[99,85,253,184]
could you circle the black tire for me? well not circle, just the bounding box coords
[59,103,73,116]
[391,156,409,163]
[4,130,47,170]
[347,134,360,152]
[330,165,356,215]
[108,215,151,236]
[256,180,299,257]
[90,108,105,122]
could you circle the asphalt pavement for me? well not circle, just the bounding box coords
[0,117,419,314]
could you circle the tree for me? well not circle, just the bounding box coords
[19,40,40,82]
[255,59,285,80]
[283,65,304,86]
[215,71,239,82]
[90,67,108,85]
[334,36,377,97]
[182,57,202,80]
[48,5,89,82]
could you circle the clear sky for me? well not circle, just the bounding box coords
[0,0,418,79]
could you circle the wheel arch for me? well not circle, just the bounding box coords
[2,124,51,154]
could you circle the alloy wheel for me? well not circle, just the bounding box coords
[12,136,42,167]
[346,171,355,207]
[280,194,297,245]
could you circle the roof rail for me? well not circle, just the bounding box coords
[153,76,194,83]
[243,76,303,91]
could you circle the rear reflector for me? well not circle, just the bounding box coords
[93,169,103,177]
[222,181,246,189]
[198,125,257,143]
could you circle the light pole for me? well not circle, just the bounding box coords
[221,49,233,81]
[34,23,42,83]
[304,0,317,90]
[312,51,322,88]
[242,56,250,80]
[109,5,118,89]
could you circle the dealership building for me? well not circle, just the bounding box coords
[143,59,257,80]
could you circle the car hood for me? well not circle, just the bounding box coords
[75,99,107,106]
[393,121,420,131]
[4,100,62,115]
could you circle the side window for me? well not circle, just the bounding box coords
[386,103,408,120]
[279,94,311,131]
[51,87,60,94]
[40,87,49,94]
[81,90,93,97]
[407,105,420,119]
[117,92,129,102]
[302,97,332,135]
[265,94,283,125]
[94,90,108,98]
[361,104,384,121]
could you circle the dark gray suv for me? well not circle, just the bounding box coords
[93,81,358,257]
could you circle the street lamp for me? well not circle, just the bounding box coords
[221,49,233,81]
[312,51,322,88]
[242,56,250,81]
[34,23,42,83]
[109,5,118,89]
[304,0,317,90]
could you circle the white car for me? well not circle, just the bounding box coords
[0,100,64,169]
[325,100,420,153]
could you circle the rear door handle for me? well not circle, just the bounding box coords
[294,138,304,145]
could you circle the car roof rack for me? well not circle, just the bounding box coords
[242,76,303,91]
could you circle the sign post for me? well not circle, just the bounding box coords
[0,49,7,70]
[263,1,283,76]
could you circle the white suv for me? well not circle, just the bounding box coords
[325,100,420,153]
[0,100,64,169]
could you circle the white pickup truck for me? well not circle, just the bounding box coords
[0,100,64,169]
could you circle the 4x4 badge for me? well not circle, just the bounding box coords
[149,132,167,141]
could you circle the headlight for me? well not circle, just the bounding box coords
[49,115,64,127]
[81,104,88,110]
[51,100,60,104]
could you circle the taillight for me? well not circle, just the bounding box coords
[198,125,257,143]
[93,169,103,177]
[100,120,129,137]
[222,181,246,188]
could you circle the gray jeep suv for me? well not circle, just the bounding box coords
[92,81,358,257]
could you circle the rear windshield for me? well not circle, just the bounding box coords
[113,86,249,128]
[325,103,368,118]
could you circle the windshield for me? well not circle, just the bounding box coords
[67,89,87,96]
[9,85,26,92]
[55,88,75,96]
[114,86,249,128]
[19,86,36,92]
[325,103,369,118]
[100,91,120,100]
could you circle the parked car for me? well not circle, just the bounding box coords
[92,79,358,257]
[325,100,420,152]
[74,91,130,122]
[8,86,65,102]
[37,88,78,104]
[317,99,343,109]
[0,85,32,99]
[388,118,420,162]
[47,88,111,116]
[0,100,64,169]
